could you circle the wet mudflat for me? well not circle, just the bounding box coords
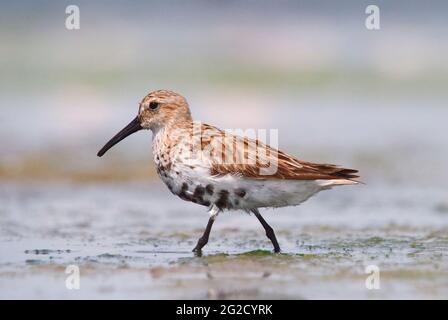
[1,182,447,299]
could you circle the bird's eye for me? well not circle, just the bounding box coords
[149,102,159,110]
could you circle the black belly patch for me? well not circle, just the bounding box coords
[178,183,191,201]
[215,190,231,209]
[178,183,211,207]
[193,185,205,203]
[205,184,214,195]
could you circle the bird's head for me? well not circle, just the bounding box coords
[97,90,191,157]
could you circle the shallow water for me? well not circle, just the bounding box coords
[1,182,447,299]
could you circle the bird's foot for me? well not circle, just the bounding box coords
[192,248,203,257]
[192,237,208,255]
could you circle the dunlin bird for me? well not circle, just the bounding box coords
[98,90,359,253]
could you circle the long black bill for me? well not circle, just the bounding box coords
[97,116,143,157]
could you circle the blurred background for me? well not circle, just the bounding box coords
[1,0,448,299]
[1,0,447,184]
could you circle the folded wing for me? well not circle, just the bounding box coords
[199,124,359,181]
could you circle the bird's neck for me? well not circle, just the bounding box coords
[152,111,193,135]
[152,117,194,144]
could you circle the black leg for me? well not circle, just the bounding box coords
[192,216,215,253]
[251,209,281,253]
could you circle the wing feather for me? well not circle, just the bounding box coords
[198,123,359,181]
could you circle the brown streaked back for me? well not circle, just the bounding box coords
[198,123,359,181]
